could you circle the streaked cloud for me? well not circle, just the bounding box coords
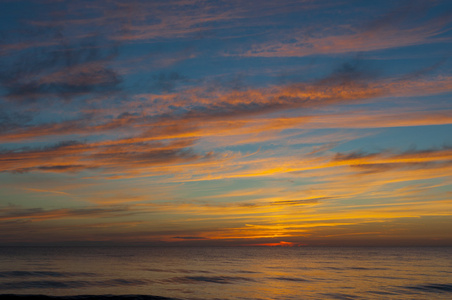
[0,0,451,246]
[244,1,452,57]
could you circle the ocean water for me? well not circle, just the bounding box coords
[0,247,451,299]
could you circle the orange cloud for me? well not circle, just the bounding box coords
[244,241,298,247]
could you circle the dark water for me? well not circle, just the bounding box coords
[0,247,451,299]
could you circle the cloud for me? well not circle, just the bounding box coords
[0,56,449,178]
[0,0,451,247]
[1,2,451,182]
[150,71,187,93]
[244,1,452,57]
[0,136,209,174]
[0,112,32,133]
[95,0,331,42]
[149,73,452,121]
[332,146,452,173]
[270,198,329,206]
[0,204,137,222]
[0,38,121,104]
[172,236,208,240]
[301,109,452,129]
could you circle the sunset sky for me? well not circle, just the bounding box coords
[1,0,451,246]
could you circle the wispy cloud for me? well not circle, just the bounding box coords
[0,204,137,222]
[332,146,452,173]
[1,0,451,245]
[244,2,452,57]
[0,38,120,104]
[0,137,207,174]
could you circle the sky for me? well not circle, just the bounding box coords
[0,0,452,246]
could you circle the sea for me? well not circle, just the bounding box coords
[0,247,451,299]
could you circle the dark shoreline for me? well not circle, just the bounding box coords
[0,295,178,300]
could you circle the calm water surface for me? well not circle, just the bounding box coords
[0,247,451,299]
